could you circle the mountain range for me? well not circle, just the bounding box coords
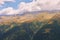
[0,11,60,40]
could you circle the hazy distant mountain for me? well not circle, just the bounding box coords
[0,10,60,16]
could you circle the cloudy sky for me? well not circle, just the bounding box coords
[0,0,60,15]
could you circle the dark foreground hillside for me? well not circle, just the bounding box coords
[33,20,60,40]
[0,21,44,40]
[0,20,60,40]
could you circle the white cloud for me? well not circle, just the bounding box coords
[0,0,60,15]
[0,0,15,5]
[18,0,60,12]
[18,0,41,12]
[0,7,19,15]
[36,0,60,10]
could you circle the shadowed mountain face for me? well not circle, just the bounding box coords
[0,21,44,40]
[0,11,60,40]
[33,20,60,40]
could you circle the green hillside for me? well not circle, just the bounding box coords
[0,21,45,40]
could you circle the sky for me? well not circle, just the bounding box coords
[0,0,60,15]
